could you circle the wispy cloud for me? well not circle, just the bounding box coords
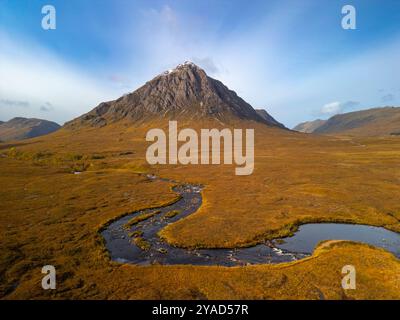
[0,32,122,123]
[320,102,342,114]
[192,57,219,75]
[144,5,178,26]
[381,93,395,102]
[122,3,400,127]
[320,101,360,115]
[0,98,30,108]
[1,1,400,127]
[40,102,54,112]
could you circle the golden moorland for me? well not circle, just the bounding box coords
[1,119,399,299]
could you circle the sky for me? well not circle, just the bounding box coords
[0,0,399,128]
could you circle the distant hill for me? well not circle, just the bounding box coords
[293,107,400,136]
[293,119,326,133]
[0,117,61,142]
[65,61,284,129]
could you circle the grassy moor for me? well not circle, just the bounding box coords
[1,1,400,302]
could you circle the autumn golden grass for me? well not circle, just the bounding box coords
[128,230,143,238]
[0,121,399,299]
[164,210,181,219]
[132,237,151,251]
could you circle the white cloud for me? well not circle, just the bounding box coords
[2,3,399,128]
[320,101,360,115]
[0,32,122,124]
[118,3,400,127]
[191,57,219,75]
[321,101,341,114]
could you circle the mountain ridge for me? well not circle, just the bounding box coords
[0,117,61,142]
[65,62,284,129]
[293,106,400,136]
[255,109,285,128]
[293,119,326,133]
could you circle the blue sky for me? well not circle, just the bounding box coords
[1,0,399,127]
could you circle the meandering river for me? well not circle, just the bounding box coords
[101,175,400,266]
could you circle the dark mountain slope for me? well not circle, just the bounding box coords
[256,109,286,129]
[0,117,60,142]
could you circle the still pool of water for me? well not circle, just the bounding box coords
[275,223,400,257]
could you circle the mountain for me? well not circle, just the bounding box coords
[293,119,326,133]
[293,106,400,136]
[0,117,61,142]
[313,107,400,136]
[65,62,283,128]
[255,109,286,128]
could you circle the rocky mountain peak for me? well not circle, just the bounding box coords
[65,62,285,129]
[160,61,202,76]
